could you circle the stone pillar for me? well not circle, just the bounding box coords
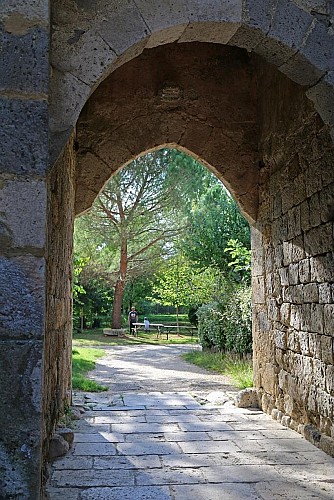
[0,1,49,498]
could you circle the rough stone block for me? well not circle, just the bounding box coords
[178,21,240,44]
[280,303,290,327]
[0,27,48,93]
[291,236,305,263]
[290,305,302,330]
[305,223,333,256]
[0,178,47,250]
[51,29,117,87]
[146,25,188,48]
[251,248,263,276]
[252,276,265,304]
[49,69,90,146]
[325,365,334,395]
[319,434,334,457]
[283,241,292,266]
[0,1,49,20]
[280,20,332,86]
[288,263,299,285]
[309,304,324,334]
[309,193,321,227]
[279,267,289,286]
[298,258,310,283]
[293,173,306,206]
[320,335,333,365]
[0,98,48,174]
[300,303,311,332]
[303,283,319,303]
[136,0,188,33]
[300,199,311,232]
[275,329,287,350]
[287,332,301,355]
[269,0,312,53]
[0,256,45,339]
[306,71,334,127]
[324,304,334,335]
[57,427,74,447]
[49,434,69,461]
[0,340,43,463]
[235,388,259,408]
[287,205,301,239]
[298,331,310,356]
[312,358,326,390]
[97,1,149,55]
[310,254,334,282]
[320,182,334,222]
[319,283,332,304]
[268,298,279,321]
[187,0,243,23]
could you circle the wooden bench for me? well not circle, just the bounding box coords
[103,328,126,337]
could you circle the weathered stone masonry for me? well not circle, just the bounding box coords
[253,63,334,454]
[0,1,333,498]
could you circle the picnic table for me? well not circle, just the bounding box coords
[132,323,164,336]
[162,325,198,337]
[132,323,197,340]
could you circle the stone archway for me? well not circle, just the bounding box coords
[0,1,333,498]
[50,0,334,161]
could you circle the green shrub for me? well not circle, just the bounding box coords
[223,285,252,354]
[197,284,252,354]
[197,302,225,350]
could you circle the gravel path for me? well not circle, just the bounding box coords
[87,344,238,397]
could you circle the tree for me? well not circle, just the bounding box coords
[75,150,188,328]
[181,181,250,280]
[150,254,222,327]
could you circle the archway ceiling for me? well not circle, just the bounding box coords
[75,43,259,222]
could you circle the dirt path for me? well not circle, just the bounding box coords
[87,344,238,398]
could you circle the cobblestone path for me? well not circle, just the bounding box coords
[46,345,334,499]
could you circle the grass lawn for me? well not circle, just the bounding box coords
[182,351,253,389]
[73,328,198,347]
[72,347,109,392]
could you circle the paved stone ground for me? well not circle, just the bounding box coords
[46,345,334,499]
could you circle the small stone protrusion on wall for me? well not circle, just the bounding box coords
[48,434,69,461]
[235,388,260,408]
[57,427,74,447]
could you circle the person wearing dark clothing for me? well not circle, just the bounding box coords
[128,306,138,334]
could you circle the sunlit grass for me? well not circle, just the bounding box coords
[72,347,108,392]
[182,351,253,389]
[73,328,197,346]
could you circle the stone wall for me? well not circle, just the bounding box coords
[43,136,76,481]
[253,60,334,454]
[0,0,49,497]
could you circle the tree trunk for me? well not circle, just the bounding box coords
[112,278,125,328]
[112,238,128,328]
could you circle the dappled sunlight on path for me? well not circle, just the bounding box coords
[46,345,334,499]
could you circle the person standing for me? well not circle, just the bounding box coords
[128,306,138,335]
[143,317,150,332]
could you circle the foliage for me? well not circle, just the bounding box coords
[72,347,108,392]
[181,181,250,279]
[196,302,225,350]
[197,283,252,354]
[223,285,252,353]
[224,239,251,283]
[151,255,222,309]
[182,351,253,389]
